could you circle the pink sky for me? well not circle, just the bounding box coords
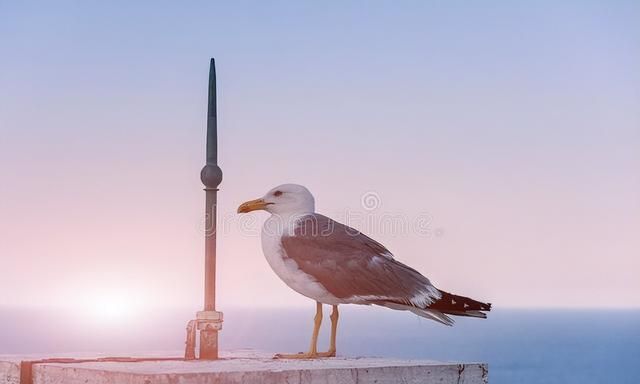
[1,1,639,313]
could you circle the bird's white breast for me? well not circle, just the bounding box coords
[261,215,342,305]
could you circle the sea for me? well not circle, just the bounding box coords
[1,306,638,384]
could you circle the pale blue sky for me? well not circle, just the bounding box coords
[1,1,639,310]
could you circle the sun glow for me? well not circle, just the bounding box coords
[77,290,140,324]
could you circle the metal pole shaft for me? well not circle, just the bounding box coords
[204,189,217,311]
[199,58,223,360]
[203,58,219,311]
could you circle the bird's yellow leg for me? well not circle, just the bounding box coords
[274,301,323,359]
[314,304,339,357]
[327,305,339,356]
[308,301,323,354]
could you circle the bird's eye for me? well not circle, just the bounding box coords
[273,190,283,197]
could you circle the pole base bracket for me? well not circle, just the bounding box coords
[184,311,223,360]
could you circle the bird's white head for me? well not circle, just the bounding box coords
[237,183,315,216]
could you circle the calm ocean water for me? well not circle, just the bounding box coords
[1,307,638,383]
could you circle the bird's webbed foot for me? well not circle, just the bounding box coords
[273,350,335,359]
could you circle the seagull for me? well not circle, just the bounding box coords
[238,184,491,359]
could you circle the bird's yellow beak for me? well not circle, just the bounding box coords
[237,198,269,213]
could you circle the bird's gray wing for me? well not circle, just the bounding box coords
[280,213,441,307]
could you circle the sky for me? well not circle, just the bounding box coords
[1,1,639,315]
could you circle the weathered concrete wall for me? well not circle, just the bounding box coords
[1,352,488,384]
[0,360,20,384]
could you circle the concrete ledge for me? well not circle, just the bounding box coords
[1,351,488,384]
